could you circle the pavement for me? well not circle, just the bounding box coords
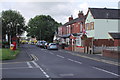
[2,44,31,63]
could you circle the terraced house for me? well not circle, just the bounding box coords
[58,11,86,52]
[58,8,120,59]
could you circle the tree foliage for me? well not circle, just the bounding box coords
[2,10,26,41]
[27,15,61,42]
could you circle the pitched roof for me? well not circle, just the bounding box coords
[109,33,120,39]
[63,17,85,26]
[89,8,120,19]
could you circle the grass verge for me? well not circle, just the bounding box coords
[0,48,20,60]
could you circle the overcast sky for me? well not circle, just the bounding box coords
[0,0,120,24]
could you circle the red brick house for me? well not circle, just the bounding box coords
[58,11,86,52]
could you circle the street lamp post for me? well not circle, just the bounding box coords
[16,24,19,49]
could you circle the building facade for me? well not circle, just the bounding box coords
[58,11,86,52]
[85,8,120,54]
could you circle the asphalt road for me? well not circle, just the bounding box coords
[2,44,120,80]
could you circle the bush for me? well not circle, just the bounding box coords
[2,41,10,48]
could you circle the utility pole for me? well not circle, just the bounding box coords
[16,24,19,49]
[40,29,41,40]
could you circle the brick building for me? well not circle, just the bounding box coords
[58,11,86,52]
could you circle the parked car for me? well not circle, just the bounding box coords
[47,43,58,50]
[44,42,49,49]
[39,41,47,48]
[36,41,40,46]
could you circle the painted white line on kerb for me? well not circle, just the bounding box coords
[31,61,50,78]
[92,67,120,77]
[57,55,64,58]
[27,62,33,68]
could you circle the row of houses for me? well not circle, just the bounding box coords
[54,8,120,59]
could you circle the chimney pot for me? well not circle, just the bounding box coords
[69,15,73,21]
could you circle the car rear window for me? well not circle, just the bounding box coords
[51,44,57,45]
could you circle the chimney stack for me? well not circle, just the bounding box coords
[69,15,73,22]
[78,11,84,18]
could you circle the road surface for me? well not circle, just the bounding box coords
[2,44,120,80]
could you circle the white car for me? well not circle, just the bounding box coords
[47,43,58,50]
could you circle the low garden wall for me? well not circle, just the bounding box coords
[103,50,120,59]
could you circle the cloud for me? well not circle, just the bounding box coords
[79,2,89,14]
[0,0,119,24]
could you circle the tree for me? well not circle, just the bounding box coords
[1,10,26,43]
[27,15,62,42]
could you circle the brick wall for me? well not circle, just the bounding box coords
[84,38,92,46]
[103,50,120,59]
[85,38,114,47]
[62,26,67,35]
[72,22,80,33]
[75,46,84,53]
[114,39,120,46]
[65,46,72,51]
[94,39,114,46]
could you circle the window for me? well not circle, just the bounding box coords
[90,22,94,30]
[85,23,90,30]
[85,22,94,30]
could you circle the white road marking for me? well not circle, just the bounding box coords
[57,55,64,58]
[73,60,82,64]
[1,67,34,70]
[92,67,120,77]
[59,50,119,66]
[27,62,33,68]
[59,73,74,77]
[68,58,82,64]
[31,61,50,78]
[49,52,54,55]
[30,54,38,61]
[41,49,46,51]
[68,58,74,62]
[1,61,28,64]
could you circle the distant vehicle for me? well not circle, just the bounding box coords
[21,40,28,44]
[44,42,49,49]
[36,41,40,46]
[28,41,34,44]
[39,41,47,48]
[47,43,58,50]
